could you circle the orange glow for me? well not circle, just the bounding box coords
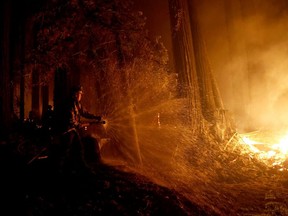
[272,134,288,155]
[239,131,288,169]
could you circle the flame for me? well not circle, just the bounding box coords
[239,131,288,169]
[271,134,288,155]
[240,136,260,153]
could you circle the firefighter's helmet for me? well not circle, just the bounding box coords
[71,85,84,95]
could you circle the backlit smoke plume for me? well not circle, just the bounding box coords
[197,0,288,132]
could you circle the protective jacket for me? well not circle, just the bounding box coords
[65,99,101,132]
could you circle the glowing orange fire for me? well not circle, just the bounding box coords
[239,131,288,169]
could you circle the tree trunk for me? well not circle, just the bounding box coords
[20,63,25,122]
[42,85,49,118]
[187,0,225,121]
[54,67,68,113]
[0,1,12,137]
[31,69,40,120]
[168,0,202,132]
[19,18,29,122]
[168,0,234,138]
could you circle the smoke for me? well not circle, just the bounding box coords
[197,0,288,131]
[133,0,288,132]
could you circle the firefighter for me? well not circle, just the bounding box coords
[50,85,103,175]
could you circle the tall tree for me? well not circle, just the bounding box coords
[0,0,12,137]
[168,0,202,133]
[168,0,231,138]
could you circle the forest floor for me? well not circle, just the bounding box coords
[0,139,210,216]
